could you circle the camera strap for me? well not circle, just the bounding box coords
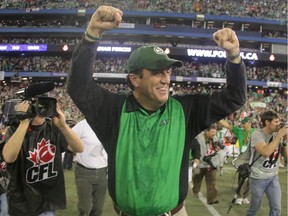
[250,135,274,167]
[268,135,280,165]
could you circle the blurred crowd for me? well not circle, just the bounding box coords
[0,0,286,21]
[0,56,286,83]
[0,82,287,124]
[0,56,70,73]
[1,37,82,45]
[0,12,286,40]
[0,37,262,52]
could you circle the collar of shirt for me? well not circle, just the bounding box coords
[125,93,166,114]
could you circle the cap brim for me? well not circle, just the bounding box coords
[127,57,182,73]
[146,58,182,71]
[169,59,183,67]
[241,118,250,124]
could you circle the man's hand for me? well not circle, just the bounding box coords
[52,103,66,129]
[86,6,123,41]
[15,100,30,113]
[213,28,241,63]
[52,103,84,153]
[193,159,200,167]
[15,100,31,122]
[276,126,288,140]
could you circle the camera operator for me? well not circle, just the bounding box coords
[192,124,222,205]
[2,97,84,216]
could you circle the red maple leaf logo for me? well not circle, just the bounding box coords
[0,161,7,171]
[27,138,56,165]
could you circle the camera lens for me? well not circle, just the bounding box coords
[35,97,57,118]
[37,100,50,116]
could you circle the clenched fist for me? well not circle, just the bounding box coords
[213,28,241,63]
[86,6,123,41]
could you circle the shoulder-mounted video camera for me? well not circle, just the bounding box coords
[0,82,57,127]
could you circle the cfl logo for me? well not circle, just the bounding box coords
[263,160,277,169]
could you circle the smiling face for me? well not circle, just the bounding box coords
[130,68,171,110]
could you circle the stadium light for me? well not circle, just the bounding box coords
[164,48,170,54]
[62,45,69,52]
[269,54,275,61]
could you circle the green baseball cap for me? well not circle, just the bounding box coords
[126,45,182,73]
[241,117,251,124]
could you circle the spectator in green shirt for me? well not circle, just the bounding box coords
[220,117,254,153]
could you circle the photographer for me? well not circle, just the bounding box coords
[2,95,83,216]
[246,110,287,216]
[192,124,222,205]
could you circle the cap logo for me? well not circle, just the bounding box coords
[154,46,165,55]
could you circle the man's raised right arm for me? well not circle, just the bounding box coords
[67,6,123,112]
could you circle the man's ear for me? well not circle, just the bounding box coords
[129,73,140,88]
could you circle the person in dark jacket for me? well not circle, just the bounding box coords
[67,5,246,216]
[0,127,9,216]
[3,98,83,216]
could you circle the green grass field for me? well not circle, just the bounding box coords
[57,161,287,216]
